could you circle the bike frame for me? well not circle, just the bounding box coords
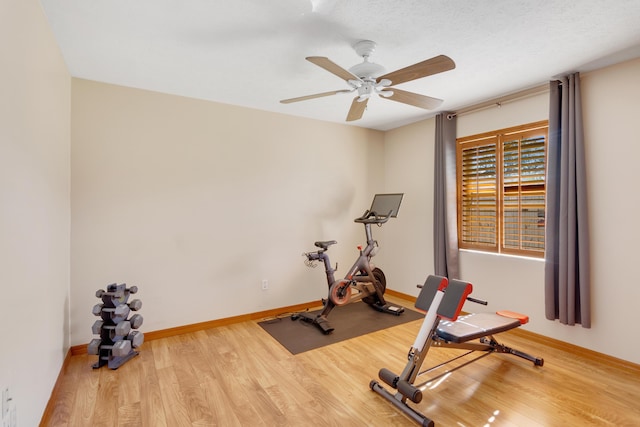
[342,221,382,299]
[306,219,385,313]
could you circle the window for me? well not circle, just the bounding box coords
[456,121,548,257]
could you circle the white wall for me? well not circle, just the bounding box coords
[70,79,385,345]
[0,0,71,425]
[381,58,640,364]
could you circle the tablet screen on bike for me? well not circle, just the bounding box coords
[370,193,403,218]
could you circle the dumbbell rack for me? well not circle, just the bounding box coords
[88,283,144,370]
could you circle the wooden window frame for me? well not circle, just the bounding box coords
[456,120,548,258]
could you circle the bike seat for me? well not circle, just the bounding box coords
[314,240,337,250]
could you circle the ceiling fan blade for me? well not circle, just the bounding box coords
[377,55,455,86]
[280,89,352,104]
[382,88,443,110]
[307,56,360,82]
[346,97,368,121]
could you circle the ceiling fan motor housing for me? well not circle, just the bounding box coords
[353,40,377,58]
[349,40,386,78]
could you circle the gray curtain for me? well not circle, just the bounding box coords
[545,73,591,327]
[433,112,459,279]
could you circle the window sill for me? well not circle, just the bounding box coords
[459,248,545,262]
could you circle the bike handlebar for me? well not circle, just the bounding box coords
[354,209,393,224]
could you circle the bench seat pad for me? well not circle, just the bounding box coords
[436,312,521,343]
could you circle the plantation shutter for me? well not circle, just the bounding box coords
[457,121,548,257]
[502,129,546,255]
[458,137,498,251]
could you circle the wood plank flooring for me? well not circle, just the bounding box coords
[43,296,640,426]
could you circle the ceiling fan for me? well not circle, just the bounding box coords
[280,40,456,122]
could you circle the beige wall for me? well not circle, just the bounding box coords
[382,58,640,364]
[70,79,384,345]
[0,0,71,425]
[377,118,437,291]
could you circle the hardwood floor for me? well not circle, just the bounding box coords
[44,296,640,426]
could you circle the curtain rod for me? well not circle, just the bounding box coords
[447,83,550,119]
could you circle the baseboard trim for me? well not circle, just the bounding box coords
[385,288,418,303]
[508,327,640,373]
[39,348,71,427]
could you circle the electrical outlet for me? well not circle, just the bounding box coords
[261,279,269,290]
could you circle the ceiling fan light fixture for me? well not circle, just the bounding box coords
[357,81,375,97]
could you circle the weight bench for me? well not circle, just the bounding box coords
[370,275,544,427]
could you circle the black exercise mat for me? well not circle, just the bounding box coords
[258,302,423,354]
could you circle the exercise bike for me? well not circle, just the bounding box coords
[292,193,406,334]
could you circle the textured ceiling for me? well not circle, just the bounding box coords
[40,0,640,131]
